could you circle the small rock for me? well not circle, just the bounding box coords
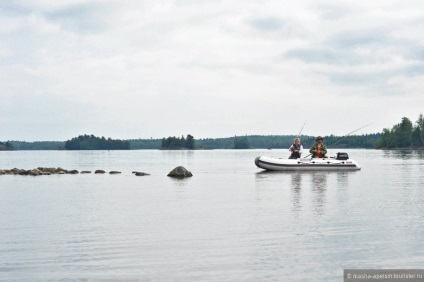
[11,168,22,175]
[135,172,150,176]
[109,171,121,174]
[58,171,66,175]
[38,167,57,173]
[56,167,68,173]
[95,170,106,174]
[67,170,79,174]
[81,171,92,174]
[29,169,42,176]
[167,166,193,178]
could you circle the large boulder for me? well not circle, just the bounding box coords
[167,166,193,178]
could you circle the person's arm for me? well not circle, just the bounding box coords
[309,144,316,154]
[289,144,294,152]
[321,144,327,155]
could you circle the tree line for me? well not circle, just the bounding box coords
[64,134,130,150]
[376,114,424,148]
[4,133,382,150]
[7,141,64,150]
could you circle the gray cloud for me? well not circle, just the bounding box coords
[249,17,285,32]
[44,3,111,33]
[328,29,389,49]
[0,2,30,16]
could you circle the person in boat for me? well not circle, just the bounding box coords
[288,137,303,159]
[309,136,327,158]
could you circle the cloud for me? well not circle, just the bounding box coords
[328,29,388,49]
[249,17,285,32]
[44,3,112,34]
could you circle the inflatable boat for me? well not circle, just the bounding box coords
[255,152,361,171]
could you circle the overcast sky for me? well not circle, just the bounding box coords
[1,0,424,141]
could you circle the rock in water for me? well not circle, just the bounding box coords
[109,171,121,174]
[135,172,150,176]
[167,166,193,178]
[95,170,106,174]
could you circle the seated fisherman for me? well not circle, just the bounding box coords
[309,136,327,158]
[288,137,303,159]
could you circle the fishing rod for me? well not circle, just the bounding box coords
[297,120,307,138]
[302,123,373,159]
[328,123,373,146]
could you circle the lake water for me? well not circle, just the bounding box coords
[1,149,424,281]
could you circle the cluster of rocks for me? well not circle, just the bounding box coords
[0,166,192,178]
[0,167,124,176]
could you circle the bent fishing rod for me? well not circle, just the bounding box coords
[302,123,373,159]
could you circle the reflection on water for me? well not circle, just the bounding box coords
[310,172,327,216]
[382,149,424,160]
[290,172,302,215]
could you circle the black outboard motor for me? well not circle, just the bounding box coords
[336,152,349,160]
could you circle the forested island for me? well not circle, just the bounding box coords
[2,114,423,150]
[161,135,195,150]
[64,135,130,150]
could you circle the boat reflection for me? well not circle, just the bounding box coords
[310,172,327,215]
[255,170,353,217]
[290,172,302,215]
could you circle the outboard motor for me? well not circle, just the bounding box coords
[336,152,349,160]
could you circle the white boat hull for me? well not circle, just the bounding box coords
[255,156,361,171]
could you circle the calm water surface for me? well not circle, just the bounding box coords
[1,149,424,281]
